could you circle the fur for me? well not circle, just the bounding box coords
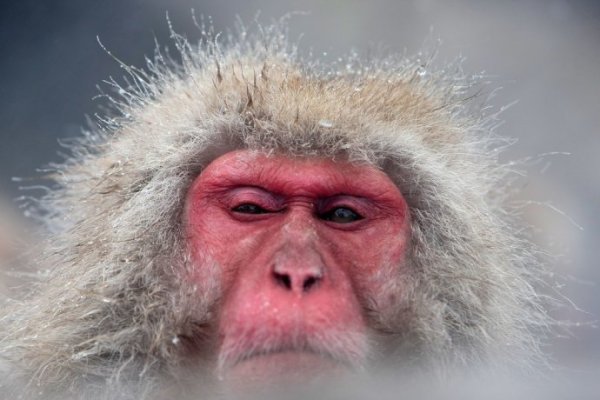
[0,21,550,399]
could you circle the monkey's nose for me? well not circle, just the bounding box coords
[272,264,323,294]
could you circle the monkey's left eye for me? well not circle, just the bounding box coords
[232,203,268,214]
[320,207,363,223]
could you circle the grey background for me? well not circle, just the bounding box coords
[0,0,598,372]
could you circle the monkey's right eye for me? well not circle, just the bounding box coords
[232,203,268,214]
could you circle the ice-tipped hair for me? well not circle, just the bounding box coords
[0,18,550,399]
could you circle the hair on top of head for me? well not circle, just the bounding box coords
[0,16,551,399]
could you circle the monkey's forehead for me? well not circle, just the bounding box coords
[47,42,498,240]
[97,56,478,189]
[128,56,465,150]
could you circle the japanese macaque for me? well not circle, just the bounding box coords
[0,23,549,399]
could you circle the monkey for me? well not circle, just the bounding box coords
[0,21,550,399]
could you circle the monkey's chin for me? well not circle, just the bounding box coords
[223,351,348,391]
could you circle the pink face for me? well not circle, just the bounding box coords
[185,150,410,388]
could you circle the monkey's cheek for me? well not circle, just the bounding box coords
[223,352,348,390]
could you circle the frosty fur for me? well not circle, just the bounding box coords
[0,20,550,399]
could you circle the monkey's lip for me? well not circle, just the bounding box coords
[225,350,348,385]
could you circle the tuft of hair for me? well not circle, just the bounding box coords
[0,18,551,399]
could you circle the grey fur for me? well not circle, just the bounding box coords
[0,21,550,399]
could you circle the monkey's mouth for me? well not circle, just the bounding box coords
[236,347,345,366]
[223,349,350,387]
[216,326,368,386]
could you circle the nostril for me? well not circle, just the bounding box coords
[273,271,292,290]
[302,276,318,292]
[272,265,323,293]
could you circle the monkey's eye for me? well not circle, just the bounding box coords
[320,207,363,223]
[232,203,268,214]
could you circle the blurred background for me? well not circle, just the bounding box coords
[0,0,598,374]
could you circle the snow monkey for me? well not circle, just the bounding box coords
[0,22,549,399]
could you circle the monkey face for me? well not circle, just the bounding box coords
[184,149,410,389]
